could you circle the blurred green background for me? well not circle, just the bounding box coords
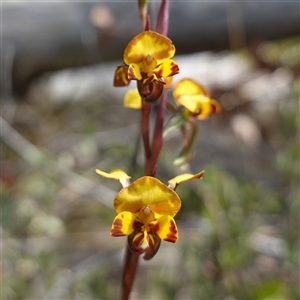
[1,2,299,300]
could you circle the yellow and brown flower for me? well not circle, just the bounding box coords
[173,78,221,120]
[96,169,204,258]
[114,31,179,103]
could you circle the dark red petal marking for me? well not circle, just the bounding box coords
[169,61,180,76]
[210,102,221,114]
[113,66,130,87]
[110,217,125,236]
[143,234,161,260]
[149,221,160,233]
[164,219,178,243]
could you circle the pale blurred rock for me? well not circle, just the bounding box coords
[239,67,294,112]
[230,114,262,147]
[2,1,299,93]
[27,51,251,105]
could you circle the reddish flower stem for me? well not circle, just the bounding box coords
[148,91,167,176]
[121,1,170,299]
[156,0,169,35]
[122,246,139,300]
[145,13,151,31]
[141,100,153,175]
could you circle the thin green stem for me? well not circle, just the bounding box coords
[174,116,198,166]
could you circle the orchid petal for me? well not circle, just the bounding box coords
[132,231,149,248]
[154,59,180,80]
[142,234,161,260]
[164,76,173,89]
[168,171,205,189]
[149,215,178,243]
[128,63,142,80]
[173,78,221,119]
[177,94,211,113]
[114,176,181,217]
[197,99,221,119]
[113,65,130,86]
[124,89,142,109]
[129,230,157,255]
[96,169,131,188]
[173,78,210,101]
[124,31,175,66]
[137,80,164,102]
[110,211,136,236]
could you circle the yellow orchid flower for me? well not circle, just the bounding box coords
[114,31,180,103]
[96,169,204,258]
[124,31,179,82]
[173,78,221,120]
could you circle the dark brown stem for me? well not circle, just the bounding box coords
[120,1,171,298]
[141,101,151,160]
[148,91,167,176]
[156,0,169,36]
[145,14,151,31]
[122,245,139,300]
[141,100,152,175]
